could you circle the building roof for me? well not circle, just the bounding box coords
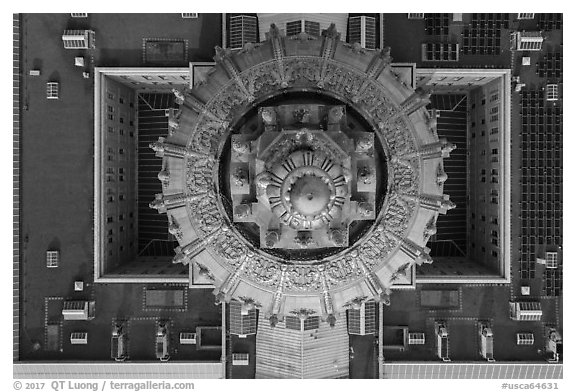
[255,312,349,378]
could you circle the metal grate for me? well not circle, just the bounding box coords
[229,300,257,335]
[425,13,450,36]
[538,53,563,79]
[304,20,320,36]
[422,43,459,61]
[462,13,509,55]
[519,90,562,287]
[286,20,302,36]
[303,316,320,331]
[537,13,562,31]
[229,15,258,49]
[137,93,177,253]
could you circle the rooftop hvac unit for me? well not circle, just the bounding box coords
[512,31,544,51]
[179,332,197,345]
[156,323,170,361]
[232,353,249,365]
[510,301,542,321]
[516,333,534,345]
[46,250,59,267]
[521,286,531,296]
[546,328,562,363]
[70,332,88,345]
[546,85,559,102]
[62,300,95,320]
[408,332,426,345]
[479,323,495,362]
[111,324,127,361]
[62,30,95,49]
[436,323,450,362]
[518,13,535,20]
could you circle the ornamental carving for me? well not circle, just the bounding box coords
[150,24,453,318]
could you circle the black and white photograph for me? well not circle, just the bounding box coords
[7,6,566,388]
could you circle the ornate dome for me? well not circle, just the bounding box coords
[290,173,332,217]
[149,24,455,326]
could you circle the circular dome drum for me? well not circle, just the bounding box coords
[149,24,455,325]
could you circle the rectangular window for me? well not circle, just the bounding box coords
[71,13,88,17]
[407,13,425,19]
[107,92,115,100]
[119,97,124,104]
[181,13,198,18]
[107,114,114,121]
[286,20,302,36]
[304,20,320,36]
